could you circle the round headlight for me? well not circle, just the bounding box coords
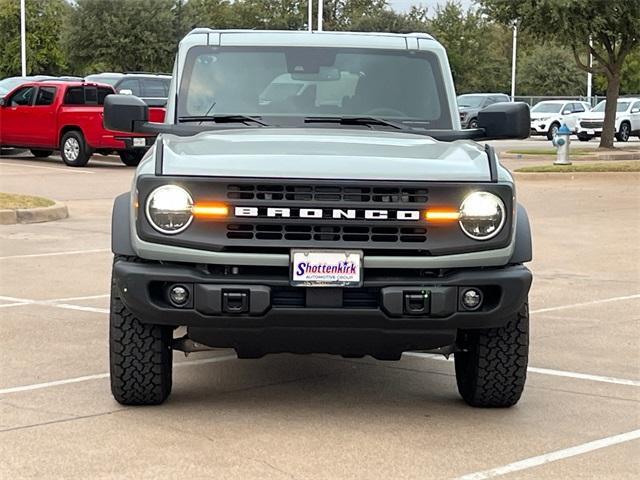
[459,191,506,240]
[145,185,193,234]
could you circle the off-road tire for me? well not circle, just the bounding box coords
[615,122,630,142]
[110,256,172,405]
[454,302,529,408]
[468,118,478,129]
[546,122,560,140]
[60,130,92,167]
[30,149,53,158]
[119,150,145,167]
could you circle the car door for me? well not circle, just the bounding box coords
[630,101,640,132]
[116,78,142,97]
[29,86,58,147]
[0,85,36,146]
[565,102,585,130]
[140,78,169,106]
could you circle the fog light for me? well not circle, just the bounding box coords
[461,288,483,311]
[169,285,189,306]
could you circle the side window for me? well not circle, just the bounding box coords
[141,79,168,98]
[117,78,141,96]
[483,97,495,107]
[64,87,85,105]
[572,103,585,113]
[35,87,57,106]
[8,86,36,106]
[97,87,113,105]
[632,101,640,112]
[84,86,98,104]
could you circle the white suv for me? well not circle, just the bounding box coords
[530,100,590,140]
[576,98,640,142]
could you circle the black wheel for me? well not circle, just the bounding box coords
[60,130,92,167]
[546,123,560,140]
[454,302,529,408]
[119,150,145,167]
[577,133,593,142]
[110,256,172,405]
[468,118,478,129]
[30,149,53,158]
[615,122,630,142]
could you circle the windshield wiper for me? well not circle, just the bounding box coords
[304,116,408,130]
[178,114,269,126]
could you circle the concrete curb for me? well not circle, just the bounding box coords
[0,201,69,225]
[514,171,640,181]
[502,151,640,162]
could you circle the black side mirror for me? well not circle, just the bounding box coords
[0,98,5,107]
[477,102,530,140]
[104,94,149,132]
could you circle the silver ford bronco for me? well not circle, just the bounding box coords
[105,29,532,407]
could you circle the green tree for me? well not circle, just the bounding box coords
[518,44,586,96]
[595,47,640,95]
[0,0,70,77]
[65,0,177,74]
[429,2,514,94]
[480,0,640,148]
[180,0,234,33]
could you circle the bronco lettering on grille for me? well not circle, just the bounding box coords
[234,207,421,221]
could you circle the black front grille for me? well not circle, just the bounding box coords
[227,223,427,244]
[581,121,603,128]
[271,287,380,308]
[227,183,428,204]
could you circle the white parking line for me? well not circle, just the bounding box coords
[527,366,640,387]
[0,296,108,314]
[51,294,110,302]
[531,293,640,314]
[0,162,94,174]
[0,248,110,260]
[454,428,640,479]
[403,352,640,387]
[0,354,237,395]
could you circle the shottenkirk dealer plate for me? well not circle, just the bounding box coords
[290,249,363,287]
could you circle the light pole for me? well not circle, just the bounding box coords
[586,36,593,104]
[318,0,323,31]
[510,23,517,101]
[20,0,27,76]
[308,0,312,32]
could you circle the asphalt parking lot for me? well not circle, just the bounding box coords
[1,142,639,479]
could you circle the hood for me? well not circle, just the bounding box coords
[579,112,605,121]
[159,128,492,182]
[458,106,478,114]
[530,111,560,120]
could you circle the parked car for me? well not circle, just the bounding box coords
[84,72,171,107]
[105,29,533,407]
[576,98,640,142]
[0,76,57,98]
[0,80,163,166]
[457,93,511,128]
[529,100,591,139]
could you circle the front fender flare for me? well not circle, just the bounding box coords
[510,203,532,264]
[112,192,135,256]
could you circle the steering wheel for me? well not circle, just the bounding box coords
[364,107,407,117]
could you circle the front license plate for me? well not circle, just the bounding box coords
[291,250,363,287]
[132,137,146,147]
[587,129,595,135]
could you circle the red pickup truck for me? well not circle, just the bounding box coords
[0,81,164,167]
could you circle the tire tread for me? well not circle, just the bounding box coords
[455,304,529,408]
[109,256,172,405]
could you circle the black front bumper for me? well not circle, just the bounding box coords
[113,259,531,359]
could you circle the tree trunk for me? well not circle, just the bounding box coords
[599,72,621,149]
